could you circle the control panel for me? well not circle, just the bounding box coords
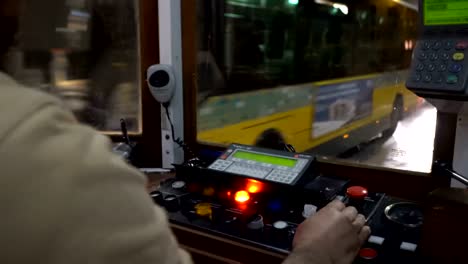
[150,161,423,263]
[407,0,468,95]
[208,144,315,185]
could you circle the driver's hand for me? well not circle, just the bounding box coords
[284,200,371,264]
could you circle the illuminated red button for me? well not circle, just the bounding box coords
[359,248,378,260]
[347,186,368,200]
[456,41,468,50]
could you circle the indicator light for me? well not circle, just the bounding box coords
[235,190,250,203]
[203,187,215,196]
[246,179,263,194]
[195,203,212,220]
[248,185,259,193]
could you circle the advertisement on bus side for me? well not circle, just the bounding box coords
[312,78,375,138]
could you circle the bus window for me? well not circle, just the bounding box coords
[195,0,436,173]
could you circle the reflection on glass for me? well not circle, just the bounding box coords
[3,0,140,132]
[196,0,437,172]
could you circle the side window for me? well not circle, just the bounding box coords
[3,0,141,132]
[194,0,436,173]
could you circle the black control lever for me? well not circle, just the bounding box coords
[434,160,468,186]
[120,118,131,145]
[112,118,135,162]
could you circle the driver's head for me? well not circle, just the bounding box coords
[0,0,20,69]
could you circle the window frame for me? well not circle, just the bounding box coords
[109,0,162,167]
[180,0,451,200]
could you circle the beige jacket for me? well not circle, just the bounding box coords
[0,72,192,264]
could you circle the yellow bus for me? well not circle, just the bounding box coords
[196,0,421,155]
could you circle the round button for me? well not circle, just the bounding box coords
[438,64,447,72]
[418,52,428,60]
[456,41,468,50]
[195,203,212,219]
[171,180,186,190]
[432,41,442,50]
[414,74,422,82]
[247,215,264,230]
[416,63,424,71]
[346,186,368,200]
[272,221,290,243]
[429,53,439,61]
[427,64,435,72]
[422,41,431,50]
[442,53,450,60]
[449,64,463,73]
[359,248,378,260]
[423,74,433,82]
[444,40,454,50]
[273,220,288,230]
[453,52,465,61]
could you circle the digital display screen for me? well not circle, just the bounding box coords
[233,150,298,167]
[425,0,468,26]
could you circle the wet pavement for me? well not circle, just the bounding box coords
[343,104,437,173]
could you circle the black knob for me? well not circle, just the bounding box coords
[220,215,240,233]
[164,195,180,212]
[271,220,291,247]
[150,191,164,205]
[224,216,238,225]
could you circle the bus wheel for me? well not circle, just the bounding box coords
[255,128,287,151]
[382,96,403,138]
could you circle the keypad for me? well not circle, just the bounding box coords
[225,164,271,179]
[209,160,233,171]
[265,169,299,184]
[409,39,468,92]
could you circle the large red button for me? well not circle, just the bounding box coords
[359,248,378,260]
[347,186,368,199]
